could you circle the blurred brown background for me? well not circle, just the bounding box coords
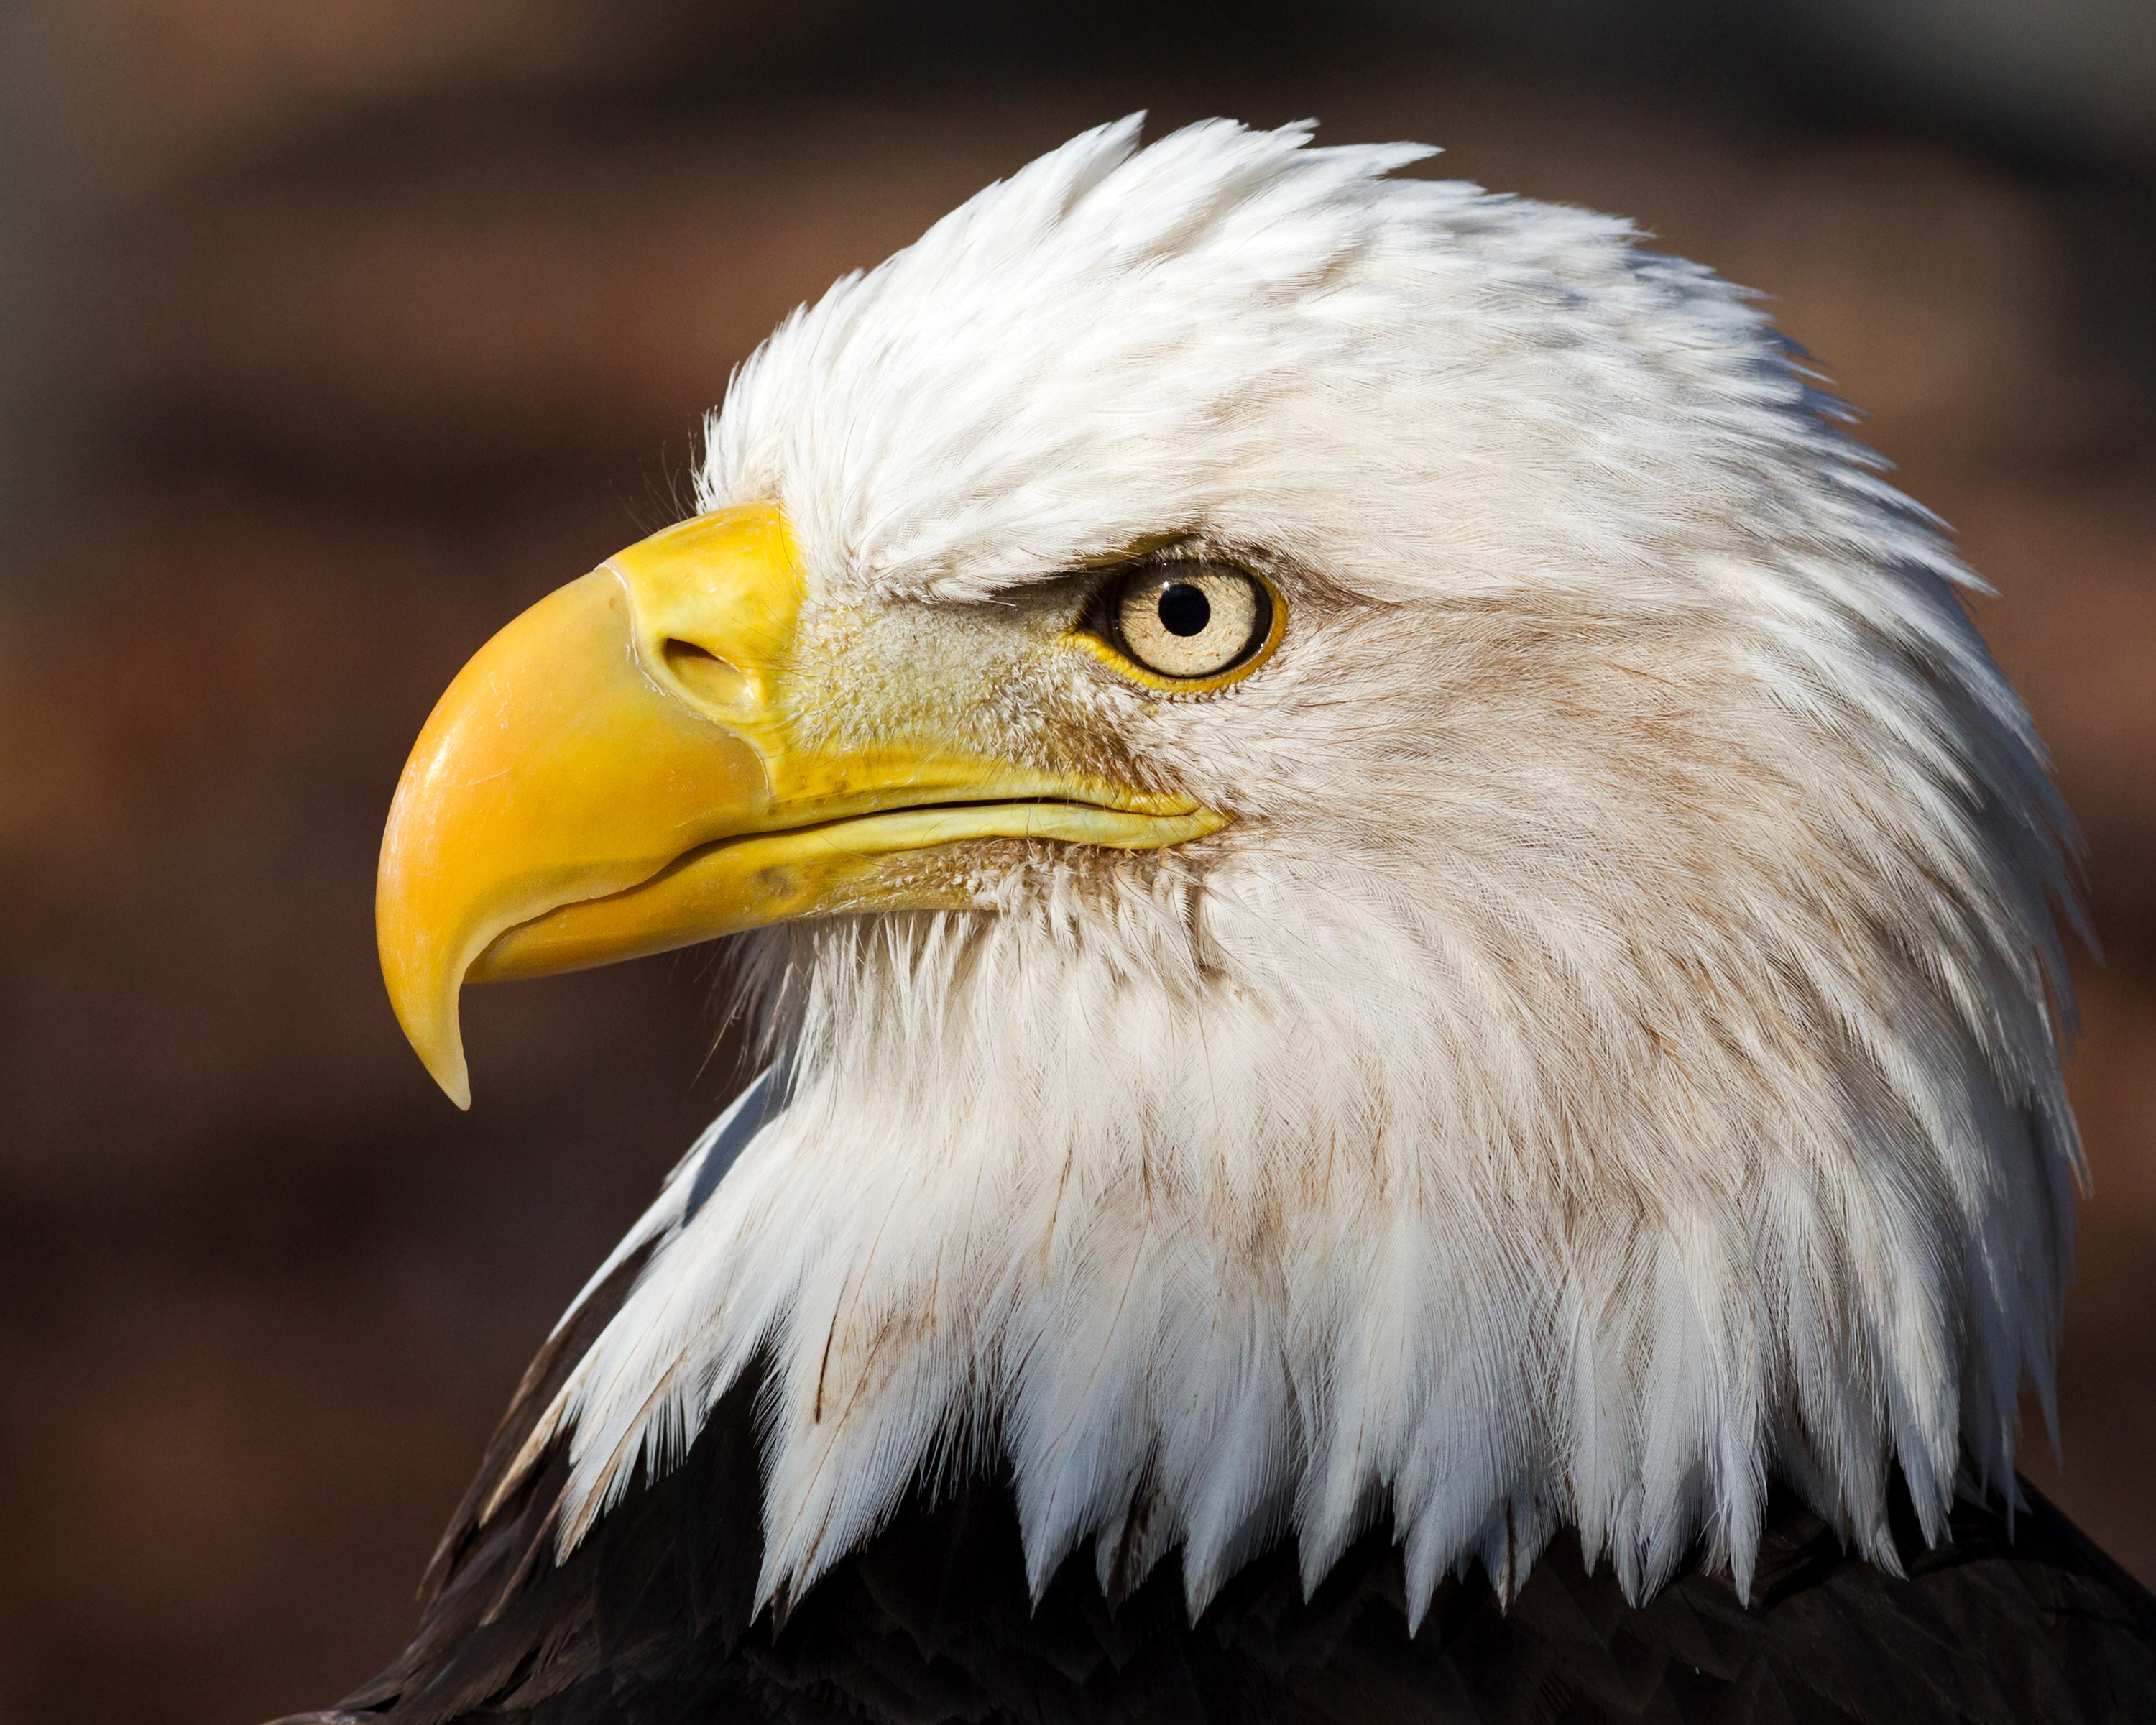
[1,4,2152,1720]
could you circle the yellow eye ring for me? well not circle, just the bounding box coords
[1074,562,1286,694]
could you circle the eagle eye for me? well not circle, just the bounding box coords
[1106,562,1275,684]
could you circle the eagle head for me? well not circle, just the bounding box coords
[374,118,2080,1627]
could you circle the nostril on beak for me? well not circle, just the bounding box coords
[660,638,752,710]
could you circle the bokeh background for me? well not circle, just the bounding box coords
[1,4,2152,1720]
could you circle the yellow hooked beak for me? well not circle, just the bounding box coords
[377,503,1223,1107]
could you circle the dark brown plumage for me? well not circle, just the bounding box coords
[275,1250,2156,1725]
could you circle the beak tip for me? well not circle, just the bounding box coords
[441,1068,474,1113]
[415,1029,474,1111]
[378,893,476,1109]
[383,966,474,1110]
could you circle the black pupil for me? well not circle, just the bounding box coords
[1157,582,1211,638]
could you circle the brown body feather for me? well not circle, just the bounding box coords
[276,1259,2156,1725]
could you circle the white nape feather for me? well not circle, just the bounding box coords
[500,117,2082,1629]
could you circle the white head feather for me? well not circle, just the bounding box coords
[500,116,2082,1627]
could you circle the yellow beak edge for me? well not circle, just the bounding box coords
[376,504,1224,1108]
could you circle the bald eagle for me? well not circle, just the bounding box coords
[296,119,2156,1723]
